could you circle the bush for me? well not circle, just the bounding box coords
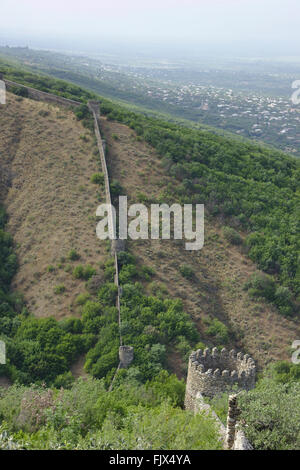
[245,273,294,316]
[74,104,90,120]
[205,319,229,344]
[110,180,123,199]
[46,265,55,273]
[239,378,300,450]
[136,192,149,204]
[38,110,50,117]
[223,226,243,245]
[175,336,192,360]
[140,265,155,281]
[0,378,222,450]
[119,264,138,284]
[97,283,118,306]
[72,265,96,281]
[60,318,83,334]
[269,361,300,384]
[117,251,135,268]
[149,281,168,298]
[7,317,85,384]
[67,249,80,261]
[53,371,75,389]
[245,272,276,302]
[179,264,195,280]
[75,293,90,306]
[274,286,293,316]
[91,173,104,185]
[54,284,66,295]
[11,85,29,97]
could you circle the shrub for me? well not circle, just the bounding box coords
[46,265,55,273]
[0,378,222,450]
[239,378,300,450]
[74,104,90,120]
[245,273,294,316]
[97,283,118,306]
[149,281,168,298]
[117,251,135,268]
[119,264,138,284]
[54,284,66,295]
[60,318,83,334]
[205,319,229,344]
[140,265,155,281]
[53,371,74,389]
[179,264,195,280]
[75,293,90,306]
[244,272,276,302]
[72,265,96,281]
[67,249,80,261]
[11,86,29,97]
[223,226,243,245]
[175,336,192,360]
[110,180,123,199]
[274,286,293,316]
[270,361,300,384]
[136,192,149,203]
[89,350,119,379]
[91,173,104,185]
[8,317,84,384]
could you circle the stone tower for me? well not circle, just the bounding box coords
[185,347,256,411]
[119,346,134,368]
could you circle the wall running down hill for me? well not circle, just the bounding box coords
[4,79,82,108]
[1,77,134,380]
[88,100,134,377]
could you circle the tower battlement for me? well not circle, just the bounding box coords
[185,347,256,410]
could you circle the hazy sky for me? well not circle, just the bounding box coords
[0,0,299,56]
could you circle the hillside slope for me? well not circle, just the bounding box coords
[100,116,300,370]
[0,92,107,320]
[0,88,299,380]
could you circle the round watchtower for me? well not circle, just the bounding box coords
[185,347,256,411]
[119,345,134,368]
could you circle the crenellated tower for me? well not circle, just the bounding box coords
[185,347,256,411]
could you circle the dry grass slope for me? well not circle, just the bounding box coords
[0,93,107,319]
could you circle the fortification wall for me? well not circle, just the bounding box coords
[4,79,81,108]
[185,347,256,408]
[194,392,252,450]
[89,101,133,375]
[88,101,114,229]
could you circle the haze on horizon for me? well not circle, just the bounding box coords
[0,0,299,59]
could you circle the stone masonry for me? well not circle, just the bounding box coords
[185,347,256,409]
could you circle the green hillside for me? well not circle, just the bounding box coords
[0,65,299,450]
